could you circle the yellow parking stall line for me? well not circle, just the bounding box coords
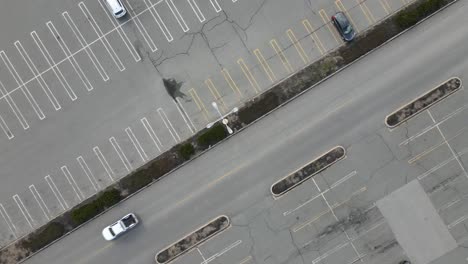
[205,78,227,112]
[238,256,253,264]
[188,88,209,121]
[401,0,408,5]
[356,0,375,24]
[319,9,341,44]
[237,58,260,94]
[379,0,391,14]
[335,0,360,33]
[270,39,294,73]
[286,29,309,64]
[253,49,277,83]
[221,68,243,100]
[302,19,326,55]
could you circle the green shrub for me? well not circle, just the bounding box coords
[22,222,65,252]
[178,143,195,160]
[119,170,153,193]
[396,0,445,29]
[197,124,228,148]
[238,93,279,125]
[71,188,122,225]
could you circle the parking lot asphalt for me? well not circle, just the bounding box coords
[0,0,416,245]
[18,1,468,263]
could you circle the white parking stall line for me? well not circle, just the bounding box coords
[0,80,28,130]
[0,203,17,237]
[61,165,85,201]
[79,2,125,71]
[77,156,100,191]
[166,0,189,32]
[97,0,141,62]
[45,175,68,210]
[187,0,205,22]
[144,0,174,42]
[62,11,109,82]
[29,185,51,220]
[93,146,115,181]
[448,213,468,229]
[13,194,34,228]
[0,113,13,139]
[125,0,158,52]
[141,117,162,152]
[125,127,148,162]
[31,31,77,101]
[197,248,208,263]
[110,136,132,172]
[311,242,349,264]
[15,41,61,111]
[209,0,222,12]
[46,21,93,92]
[201,240,242,264]
[174,99,195,134]
[157,107,180,142]
[0,51,45,120]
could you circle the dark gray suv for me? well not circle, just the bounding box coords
[331,12,356,42]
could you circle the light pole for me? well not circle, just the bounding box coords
[206,102,238,134]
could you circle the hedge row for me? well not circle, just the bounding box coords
[71,188,122,225]
[396,0,445,29]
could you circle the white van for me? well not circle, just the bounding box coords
[105,0,127,18]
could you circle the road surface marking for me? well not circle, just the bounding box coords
[221,68,243,100]
[141,117,163,151]
[254,49,276,83]
[205,78,227,112]
[13,194,34,228]
[126,127,148,162]
[201,240,242,264]
[0,79,28,130]
[15,41,61,110]
[302,19,326,55]
[335,0,360,32]
[29,184,51,220]
[61,165,85,201]
[210,0,222,12]
[380,0,391,14]
[125,0,158,52]
[158,107,180,142]
[0,113,13,139]
[62,11,109,81]
[93,146,115,181]
[319,9,341,44]
[47,21,93,91]
[77,156,100,191]
[237,58,260,94]
[174,98,195,133]
[0,203,17,237]
[79,2,125,71]
[238,256,253,264]
[144,0,174,42]
[166,0,189,32]
[45,175,68,210]
[357,0,376,23]
[0,51,45,120]
[110,136,132,172]
[188,88,210,121]
[270,39,294,73]
[31,31,77,101]
[286,29,309,64]
[187,0,206,22]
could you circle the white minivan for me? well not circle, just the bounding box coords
[105,0,127,18]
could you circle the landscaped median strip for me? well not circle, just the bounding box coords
[0,0,459,262]
[155,215,230,264]
[271,146,346,197]
[385,77,462,128]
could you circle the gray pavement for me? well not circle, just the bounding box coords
[0,0,415,245]
[15,0,468,263]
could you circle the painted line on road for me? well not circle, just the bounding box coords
[175,98,196,133]
[238,256,253,264]
[125,0,158,52]
[188,88,210,121]
[110,136,133,172]
[319,9,341,44]
[158,107,181,142]
[166,0,189,32]
[29,185,51,220]
[335,0,360,32]
[126,127,149,162]
[144,0,174,42]
[47,21,93,91]
[254,49,276,83]
[79,2,125,71]
[270,39,294,73]
[45,175,68,210]
[0,113,13,139]
[61,165,85,201]
[379,0,391,14]
[93,146,115,181]
[417,147,468,180]
[0,79,29,130]
[357,0,376,23]
[31,31,77,101]
[205,78,227,112]
[0,203,17,237]
[141,117,163,151]
[221,68,243,100]
[209,0,222,12]
[302,20,326,55]
[187,0,206,22]
[448,213,468,229]
[0,50,45,120]
[286,29,309,64]
[62,11,110,82]
[13,194,34,228]
[201,240,242,264]
[15,41,61,110]
[237,58,260,94]
[77,156,100,191]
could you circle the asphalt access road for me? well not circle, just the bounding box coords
[23,1,468,264]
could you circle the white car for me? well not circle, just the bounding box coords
[105,0,127,18]
[102,213,139,241]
